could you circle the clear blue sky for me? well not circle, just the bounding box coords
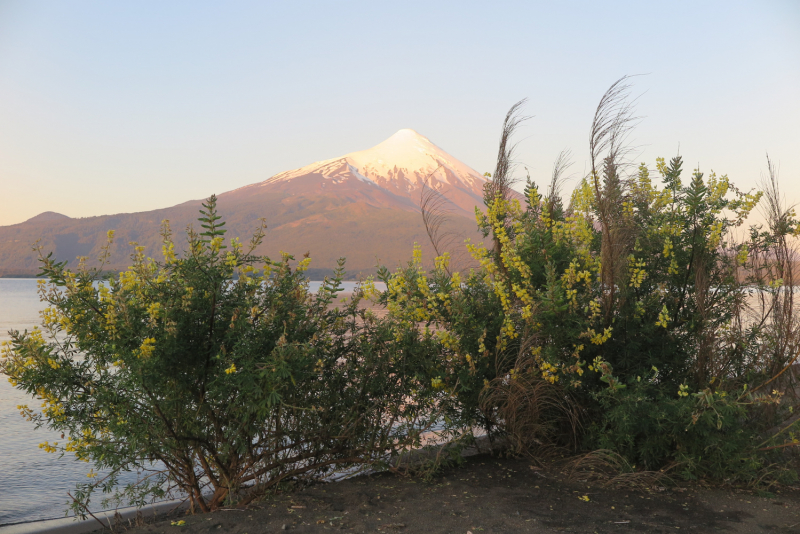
[1,0,798,226]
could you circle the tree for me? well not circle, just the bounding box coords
[1,196,440,514]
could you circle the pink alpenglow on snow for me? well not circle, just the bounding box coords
[253,129,489,215]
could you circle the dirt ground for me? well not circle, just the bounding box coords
[111,455,800,534]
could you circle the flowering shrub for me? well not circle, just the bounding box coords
[375,248,504,435]
[380,87,800,481]
[1,195,441,514]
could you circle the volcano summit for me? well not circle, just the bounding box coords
[253,129,487,215]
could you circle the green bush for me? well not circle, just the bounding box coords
[588,375,786,482]
[1,195,441,514]
[380,81,800,483]
[375,253,504,432]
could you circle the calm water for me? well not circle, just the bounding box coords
[0,279,80,525]
[0,279,372,526]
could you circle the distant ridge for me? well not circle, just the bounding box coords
[0,131,490,278]
[24,211,71,223]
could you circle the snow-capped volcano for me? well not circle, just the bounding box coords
[253,129,488,214]
[0,129,489,276]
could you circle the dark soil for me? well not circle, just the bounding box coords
[115,455,800,533]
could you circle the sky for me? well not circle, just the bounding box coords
[0,0,798,227]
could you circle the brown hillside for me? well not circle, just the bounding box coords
[0,176,484,278]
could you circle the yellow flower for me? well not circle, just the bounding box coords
[146,302,162,322]
[137,338,156,359]
[297,257,312,272]
[225,363,237,375]
[587,327,613,345]
[656,305,670,328]
[662,237,673,258]
[39,441,58,453]
[434,253,450,271]
[736,245,749,266]
[412,243,423,266]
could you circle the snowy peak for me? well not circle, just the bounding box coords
[253,129,489,215]
[345,129,484,189]
[264,129,486,190]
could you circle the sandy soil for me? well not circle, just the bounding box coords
[109,455,800,534]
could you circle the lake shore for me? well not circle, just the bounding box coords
[30,454,800,534]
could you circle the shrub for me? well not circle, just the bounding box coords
[381,78,800,482]
[1,195,441,514]
[588,374,776,482]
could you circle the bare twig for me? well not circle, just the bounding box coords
[68,491,109,531]
[588,76,642,321]
[546,149,573,216]
[485,99,530,206]
[420,164,455,275]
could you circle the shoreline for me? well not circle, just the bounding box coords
[0,500,189,534]
[6,435,800,533]
[6,454,800,534]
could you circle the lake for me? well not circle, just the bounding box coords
[0,278,374,526]
[0,278,87,526]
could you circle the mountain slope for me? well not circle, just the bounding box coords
[0,130,489,277]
